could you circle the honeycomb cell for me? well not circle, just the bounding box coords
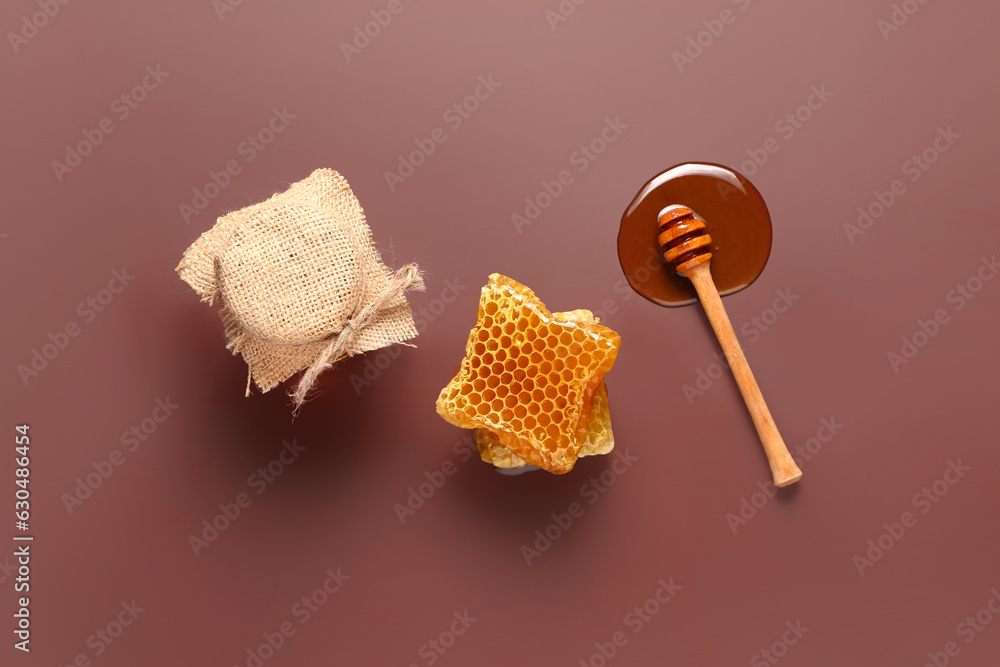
[436,274,620,474]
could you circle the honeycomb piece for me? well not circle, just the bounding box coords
[436,274,621,474]
[477,381,614,469]
[475,307,614,470]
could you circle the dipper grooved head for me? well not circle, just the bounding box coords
[657,206,713,275]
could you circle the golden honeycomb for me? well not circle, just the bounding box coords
[435,274,620,474]
[477,380,614,469]
[475,307,614,469]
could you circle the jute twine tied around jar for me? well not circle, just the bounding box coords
[176,168,424,409]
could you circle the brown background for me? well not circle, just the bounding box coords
[3,0,999,665]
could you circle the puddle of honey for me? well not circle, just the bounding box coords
[618,162,772,307]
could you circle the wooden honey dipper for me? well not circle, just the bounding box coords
[658,205,802,487]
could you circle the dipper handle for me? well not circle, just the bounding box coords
[684,261,802,487]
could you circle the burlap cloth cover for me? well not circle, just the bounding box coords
[176,168,424,408]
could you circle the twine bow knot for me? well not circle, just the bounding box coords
[291,263,424,407]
